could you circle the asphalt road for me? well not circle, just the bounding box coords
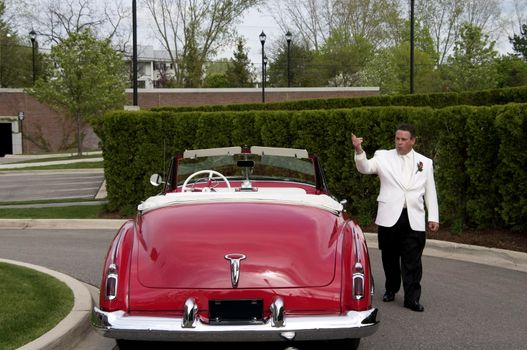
[0,169,104,202]
[1,228,526,350]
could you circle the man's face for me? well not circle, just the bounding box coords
[395,130,415,155]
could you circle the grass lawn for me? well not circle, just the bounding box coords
[10,154,102,164]
[1,161,104,171]
[0,262,73,350]
[0,205,106,219]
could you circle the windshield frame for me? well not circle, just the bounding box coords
[162,146,329,194]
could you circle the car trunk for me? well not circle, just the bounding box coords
[135,202,341,289]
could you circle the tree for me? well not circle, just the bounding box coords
[495,55,527,88]
[203,72,230,88]
[417,0,464,65]
[317,29,374,87]
[225,38,254,87]
[334,0,403,49]
[0,0,34,87]
[143,0,262,88]
[358,43,441,94]
[268,0,403,52]
[417,0,502,66]
[267,0,338,51]
[357,19,441,94]
[444,23,499,92]
[510,24,527,61]
[28,29,127,156]
[459,0,502,35]
[267,40,322,87]
[3,0,131,49]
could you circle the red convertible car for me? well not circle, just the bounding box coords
[92,146,379,349]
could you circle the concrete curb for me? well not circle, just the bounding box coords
[1,219,525,273]
[0,158,103,170]
[0,258,92,350]
[364,232,527,273]
[0,219,127,230]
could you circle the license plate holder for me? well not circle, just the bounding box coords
[209,299,263,325]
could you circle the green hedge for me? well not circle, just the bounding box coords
[93,104,527,230]
[150,86,527,113]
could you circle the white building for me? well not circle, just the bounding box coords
[132,45,175,89]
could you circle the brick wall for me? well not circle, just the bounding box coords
[0,87,378,154]
[129,87,379,108]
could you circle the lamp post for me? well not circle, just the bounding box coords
[263,55,268,95]
[29,30,37,84]
[285,31,292,87]
[132,0,138,106]
[409,0,415,94]
[18,112,24,154]
[259,31,266,103]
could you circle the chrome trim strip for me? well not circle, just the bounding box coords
[352,226,361,264]
[92,307,379,342]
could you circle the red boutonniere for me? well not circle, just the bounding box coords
[416,161,423,173]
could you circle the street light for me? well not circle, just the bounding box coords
[263,55,268,96]
[409,0,415,94]
[259,31,266,103]
[285,31,292,87]
[18,112,25,154]
[132,0,138,106]
[29,30,37,84]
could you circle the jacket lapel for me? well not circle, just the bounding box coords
[408,152,425,189]
[387,149,406,188]
[407,151,416,187]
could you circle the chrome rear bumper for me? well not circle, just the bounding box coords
[92,306,379,342]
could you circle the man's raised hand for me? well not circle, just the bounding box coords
[352,133,364,153]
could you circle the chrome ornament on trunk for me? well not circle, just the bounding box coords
[224,253,246,288]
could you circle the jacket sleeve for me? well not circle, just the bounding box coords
[354,151,379,175]
[424,160,439,223]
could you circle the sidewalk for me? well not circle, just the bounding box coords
[0,157,103,170]
[0,151,102,165]
[364,232,527,273]
[2,218,526,273]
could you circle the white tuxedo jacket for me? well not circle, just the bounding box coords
[355,149,439,231]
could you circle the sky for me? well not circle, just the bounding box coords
[132,1,520,67]
[135,3,283,66]
[220,6,284,64]
[6,0,522,67]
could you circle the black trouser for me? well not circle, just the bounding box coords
[378,208,426,303]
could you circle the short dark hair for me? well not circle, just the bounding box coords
[396,123,416,138]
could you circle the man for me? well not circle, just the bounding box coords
[352,123,439,312]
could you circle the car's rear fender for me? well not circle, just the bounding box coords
[340,220,374,311]
[99,220,135,312]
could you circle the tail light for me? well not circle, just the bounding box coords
[352,262,365,300]
[352,226,365,300]
[105,264,118,300]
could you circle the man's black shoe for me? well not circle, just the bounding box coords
[382,291,395,302]
[404,300,424,312]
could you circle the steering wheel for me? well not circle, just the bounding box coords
[181,170,231,192]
